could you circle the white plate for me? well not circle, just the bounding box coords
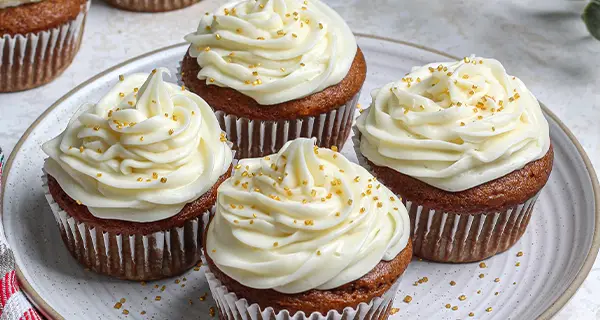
[2,35,599,320]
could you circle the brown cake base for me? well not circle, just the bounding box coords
[0,0,89,92]
[365,146,554,263]
[181,48,366,158]
[103,0,200,12]
[203,221,412,317]
[44,166,231,280]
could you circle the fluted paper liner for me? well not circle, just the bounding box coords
[42,173,207,281]
[0,1,89,93]
[205,271,402,320]
[352,128,539,262]
[104,0,200,12]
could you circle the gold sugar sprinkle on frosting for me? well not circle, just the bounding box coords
[389,308,400,315]
[479,262,487,268]
[486,307,493,312]
[494,278,500,282]
[445,304,451,309]
[450,281,456,286]
[452,306,458,311]
[160,177,167,183]
[517,251,524,257]
[479,274,485,279]
[469,312,475,317]
[119,75,124,81]
[403,295,412,303]
[459,295,466,301]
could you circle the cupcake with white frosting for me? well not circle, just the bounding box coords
[182,0,366,158]
[204,138,412,319]
[355,57,553,262]
[42,68,233,280]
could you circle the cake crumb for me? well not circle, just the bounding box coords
[141,311,146,315]
[209,307,216,317]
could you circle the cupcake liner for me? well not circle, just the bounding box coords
[103,0,200,12]
[216,93,359,159]
[42,172,207,281]
[0,1,90,93]
[205,270,402,320]
[404,193,539,263]
[353,128,538,262]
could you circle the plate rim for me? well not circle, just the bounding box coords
[1,34,598,320]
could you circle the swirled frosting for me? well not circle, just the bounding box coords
[206,138,410,293]
[43,68,233,222]
[0,0,42,9]
[356,57,550,192]
[184,0,357,105]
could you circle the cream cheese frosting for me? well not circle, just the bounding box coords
[43,68,233,223]
[0,0,42,9]
[356,57,550,192]
[184,0,357,105]
[206,138,410,293]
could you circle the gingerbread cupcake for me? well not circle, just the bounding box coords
[0,0,89,92]
[182,0,365,159]
[42,68,233,280]
[103,0,199,12]
[355,57,553,263]
[204,138,411,320]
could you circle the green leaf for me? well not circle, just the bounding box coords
[583,0,600,40]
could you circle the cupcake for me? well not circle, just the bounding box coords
[0,0,89,92]
[204,138,412,319]
[103,0,199,12]
[182,0,365,159]
[42,68,233,280]
[355,57,553,263]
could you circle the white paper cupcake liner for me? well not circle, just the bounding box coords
[205,271,402,320]
[42,173,207,281]
[217,93,359,159]
[0,1,89,93]
[104,0,200,12]
[352,128,539,262]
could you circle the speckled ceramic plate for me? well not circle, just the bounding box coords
[1,35,599,320]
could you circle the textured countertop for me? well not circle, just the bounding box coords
[0,0,599,318]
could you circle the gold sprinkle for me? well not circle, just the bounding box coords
[495,292,499,296]
[256,37,265,40]
[450,281,456,286]
[494,278,500,283]
[304,220,314,226]
[516,262,521,267]
[316,250,321,255]
[479,274,485,279]
[492,126,496,132]
[119,75,124,81]
[319,23,324,29]
[236,28,242,33]
[114,302,122,309]
[215,34,222,40]
[477,290,482,294]
[160,177,167,183]
[517,251,524,257]
[452,306,458,311]
[445,304,451,309]
[479,262,487,268]
[389,308,400,315]
[300,63,306,67]
[169,129,175,135]
[273,242,279,247]
[209,78,215,83]
[119,92,125,98]
[459,295,466,301]
[403,295,412,303]
[460,122,465,126]
[486,307,493,313]
[292,33,298,38]
[354,176,360,182]
[122,310,129,315]
[155,296,162,301]
[377,202,383,208]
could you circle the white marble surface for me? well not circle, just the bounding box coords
[0,0,598,318]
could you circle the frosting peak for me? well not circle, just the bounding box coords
[356,57,550,192]
[43,68,233,222]
[184,0,357,105]
[206,138,410,293]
